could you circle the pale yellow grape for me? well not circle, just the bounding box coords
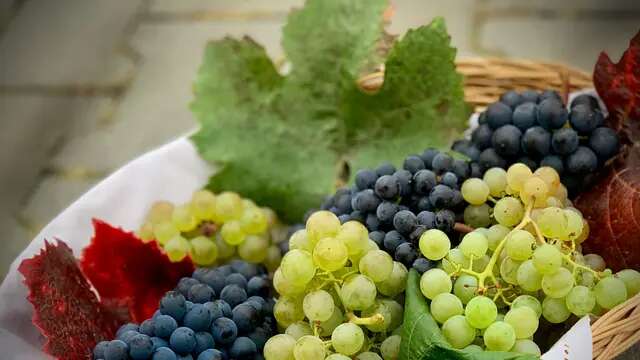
[493,197,524,227]
[454,275,478,304]
[442,315,475,349]
[517,260,543,291]
[293,335,325,360]
[534,166,561,193]
[331,322,365,356]
[302,290,334,322]
[306,210,341,245]
[553,183,568,202]
[511,339,541,356]
[465,296,497,329]
[504,307,538,339]
[500,257,522,285]
[446,248,471,269]
[318,307,344,337]
[380,299,404,331]
[237,234,269,263]
[264,245,282,272]
[461,178,490,205]
[511,295,542,318]
[341,274,377,310]
[274,297,304,328]
[137,222,154,242]
[484,321,516,351]
[542,297,571,323]
[617,269,640,297]
[532,244,562,275]
[420,269,452,300]
[172,203,198,232]
[575,220,590,244]
[289,229,311,251]
[240,205,268,234]
[215,233,235,259]
[189,236,218,265]
[221,220,246,245]
[463,204,492,228]
[431,293,464,324]
[147,201,174,224]
[505,230,535,261]
[583,253,606,271]
[577,269,596,287]
[520,176,548,204]
[506,163,533,192]
[483,167,508,197]
[358,250,393,282]
[191,190,216,220]
[336,221,369,256]
[561,209,584,241]
[565,285,596,316]
[281,249,316,286]
[594,277,628,309]
[263,334,296,360]
[153,222,180,245]
[361,301,392,332]
[164,235,190,262]
[285,322,312,340]
[419,229,451,260]
[537,207,567,239]
[313,237,348,272]
[376,261,408,297]
[214,191,243,221]
[459,231,488,258]
[380,335,401,360]
[487,224,511,251]
[542,267,574,298]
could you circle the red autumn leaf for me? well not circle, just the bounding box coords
[19,240,120,360]
[81,219,195,322]
[575,29,640,271]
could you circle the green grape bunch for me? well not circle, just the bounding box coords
[416,163,640,355]
[136,190,287,268]
[265,211,406,360]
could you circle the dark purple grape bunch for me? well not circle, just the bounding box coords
[92,260,274,360]
[316,149,471,273]
[453,90,619,196]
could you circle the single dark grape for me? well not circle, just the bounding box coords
[471,124,493,150]
[383,231,405,253]
[197,349,224,360]
[521,126,551,157]
[431,153,453,174]
[211,317,238,345]
[589,127,619,161]
[415,196,433,212]
[188,284,215,304]
[569,104,600,134]
[521,89,539,104]
[412,258,436,274]
[512,102,537,131]
[355,169,378,190]
[369,231,385,247]
[540,155,564,174]
[551,128,579,155]
[428,185,454,209]
[219,285,247,308]
[539,90,562,102]
[441,172,459,188]
[232,304,259,334]
[376,201,399,224]
[333,189,352,213]
[403,155,426,174]
[229,337,257,360]
[499,90,523,109]
[160,291,187,322]
[183,304,213,332]
[470,162,483,177]
[478,148,507,170]
[451,159,470,180]
[104,340,129,360]
[375,174,400,199]
[248,327,270,352]
[435,210,455,233]
[486,102,513,129]
[478,111,487,124]
[420,148,439,168]
[351,189,381,213]
[394,170,413,196]
[193,332,215,355]
[412,169,437,195]
[154,315,178,338]
[177,277,200,298]
[536,98,567,129]
[225,273,248,290]
[395,242,419,267]
[566,146,598,174]
[247,277,270,298]
[365,213,380,231]
[393,210,417,235]
[170,327,196,355]
[350,210,366,223]
[93,341,109,359]
[492,125,522,157]
[571,93,599,109]
[375,162,396,176]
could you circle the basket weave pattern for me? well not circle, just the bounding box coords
[359,57,638,360]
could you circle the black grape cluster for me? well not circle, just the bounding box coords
[453,90,619,195]
[313,149,475,273]
[93,260,274,360]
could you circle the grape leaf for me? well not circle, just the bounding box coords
[81,220,195,322]
[400,270,537,360]
[191,0,469,222]
[19,240,120,359]
[575,30,640,271]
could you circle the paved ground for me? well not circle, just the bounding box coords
[1,0,639,278]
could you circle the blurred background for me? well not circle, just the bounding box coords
[0,0,638,280]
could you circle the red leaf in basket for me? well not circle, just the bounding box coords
[575,29,640,271]
[19,240,120,360]
[81,219,195,322]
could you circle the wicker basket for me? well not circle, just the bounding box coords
[359,57,639,360]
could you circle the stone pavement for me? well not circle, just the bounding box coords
[1,0,639,281]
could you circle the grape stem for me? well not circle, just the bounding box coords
[347,312,385,326]
[454,222,475,234]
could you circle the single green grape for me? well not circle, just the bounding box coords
[594,277,628,309]
[237,234,268,263]
[289,229,311,252]
[306,210,341,246]
[520,176,548,205]
[465,296,497,329]
[454,275,478,304]
[189,235,218,265]
[486,224,511,252]
[462,344,484,353]
[280,249,316,286]
[419,229,451,260]
[565,285,596,316]
[500,257,522,285]
[191,190,216,221]
[463,203,492,228]
[153,222,179,245]
[616,269,640,297]
[537,207,568,239]
[380,299,404,332]
[420,269,452,300]
[164,235,190,262]
[302,290,335,322]
[505,230,535,261]
[215,232,235,259]
[293,335,325,360]
[542,296,571,323]
[484,321,516,351]
[380,335,401,360]
[341,274,377,310]
[541,267,574,298]
[336,221,369,256]
[561,209,584,241]
[361,301,392,332]
[220,220,246,246]
[506,163,533,192]
[442,315,475,349]
[483,167,508,197]
[274,296,304,328]
[431,293,464,324]
[285,321,312,340]
[263,334,296,360]
[493,197,524,227]
[516,260,543,292]
[359,250,393,282]
[239,205,268,235]
[583,253,606,271]
[461,178,491,205]
[511,295,542,318]
[511,339,541,356]
[214,191,243,221]
[318,306,344,337]
[331,323,364,356]
[459,231,489,258]
[376,261,408,297]
[532,243,562,275]
[504,307,538,339]
[313,237,348,272]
